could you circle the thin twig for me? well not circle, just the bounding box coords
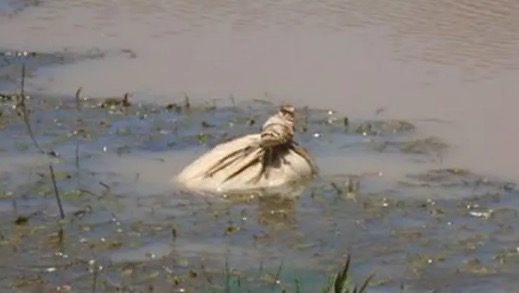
[75,87,82,111]
[49,164,65,219]
[75,140,80,184]
[171,227,177,242]
[90,246,98,293]
[270,261,284,293]
[17,64,66,219]
[91,263,98,293]
[224,256,231,293]
[75,87,82,186]
[303,106,309,133]
[184,93,190,109]
[20,63,25,97]
[200,262,214,287]
[99,181,111,190]
[18,63,44,154]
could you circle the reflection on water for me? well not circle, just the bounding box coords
[257,194,297,226]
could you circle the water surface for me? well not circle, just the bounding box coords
[1,1,519,292]
[2,0,518,181]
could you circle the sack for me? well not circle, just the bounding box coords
[174,106,318,195]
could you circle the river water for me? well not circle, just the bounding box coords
[1,2,519,292]
[1,0,519,182]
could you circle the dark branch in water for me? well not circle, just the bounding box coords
[270,261,284,293]
[224,256,231,293]
[75,87,82,111]
[303,106,309,132]
[200,262,214,286]
[91,264,98,293]
[75,142,81,181]
[99,181,111,190]
[122,93,130,106]
[17,64,44,154]
[16,64,66,219]
[49,165,65,219]
[344,117,349,130]
[171,227,177,242]
[330,182,343,195]
[75,87,83,186]
[90,247,99,293]
[184,93,190,109]
[20,63,25,97]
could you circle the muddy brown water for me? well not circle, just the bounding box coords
[1,0,519,182]
[1,1,519,292]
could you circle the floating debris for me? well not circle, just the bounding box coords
[99,93,131,108]
[175,105,319,195]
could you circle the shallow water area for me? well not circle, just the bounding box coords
[1,91,519,292]
[1,0,519,292]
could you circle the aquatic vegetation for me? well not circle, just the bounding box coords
[321,255,373,293]
[1,57,519,293]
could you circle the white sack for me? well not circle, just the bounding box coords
[173,105,318,195]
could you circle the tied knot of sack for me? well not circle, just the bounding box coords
[260,105,295,148]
